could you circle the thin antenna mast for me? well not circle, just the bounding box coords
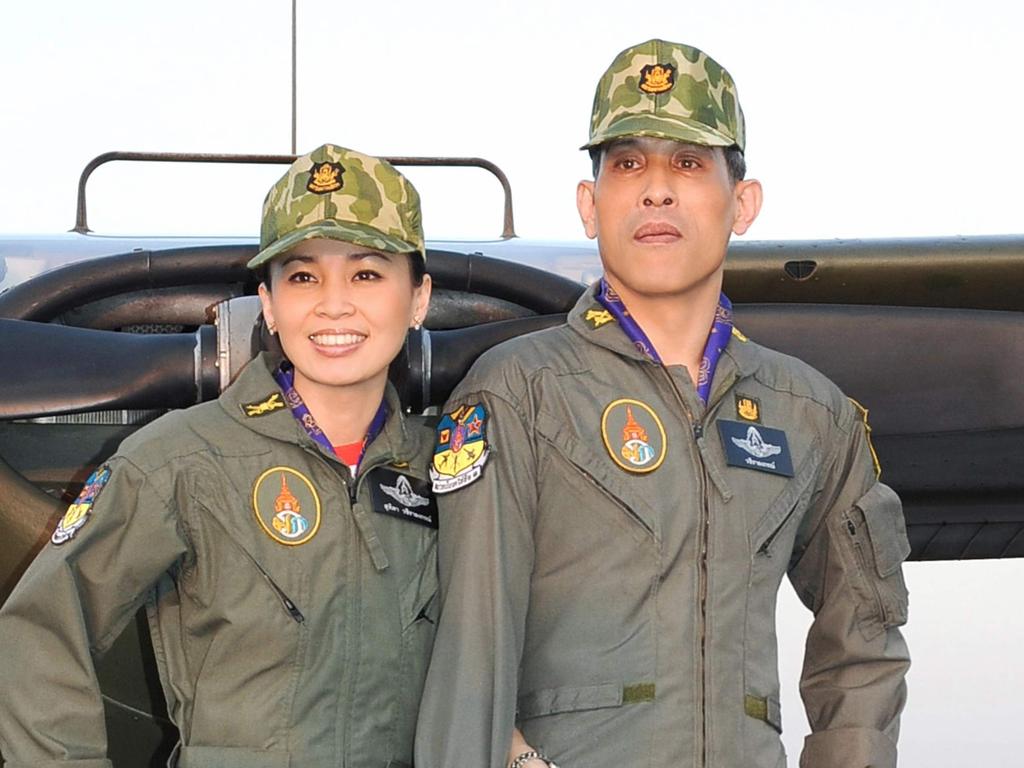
[291,0,297,153]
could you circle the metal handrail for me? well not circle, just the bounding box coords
[73,151,516,238]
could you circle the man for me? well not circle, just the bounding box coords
[416,39,910,768]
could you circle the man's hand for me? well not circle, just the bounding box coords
[508,728,553,768]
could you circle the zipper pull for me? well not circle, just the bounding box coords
[282,596,305,623]
[693,423,704,440]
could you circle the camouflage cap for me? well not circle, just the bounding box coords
[247,144,425,269]
[583,39,745,153]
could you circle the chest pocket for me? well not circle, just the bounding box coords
[535,416,661,543]
[186,498,310,624]
[750,440,822,558]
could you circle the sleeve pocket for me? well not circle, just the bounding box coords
[857,483,911,578]
[836,482,911,639]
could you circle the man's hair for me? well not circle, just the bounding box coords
[589,143,746,185]
[259,252,427,290]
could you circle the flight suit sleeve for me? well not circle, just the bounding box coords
[415,389,536,768]
[0,456,190,768]
[788,403,911,768]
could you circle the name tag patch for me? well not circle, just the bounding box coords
[717,420,794,477]
[370,468,438,529]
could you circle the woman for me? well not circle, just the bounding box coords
[0,145,439,768]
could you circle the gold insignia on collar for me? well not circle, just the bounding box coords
[736,395,760,422]
[243,392,286,417]
[585,309,615,328]
[731,326,749,343]
[639,63,675,94]
[307,161,344,194]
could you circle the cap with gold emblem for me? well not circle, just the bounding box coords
[247,144,425,269]
[583,39,745,152]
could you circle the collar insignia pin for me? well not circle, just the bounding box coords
[243,392,286,417]
[585,308,615,328]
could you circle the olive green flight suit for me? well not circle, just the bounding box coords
[416,291,910,768]
[0,354,439,768]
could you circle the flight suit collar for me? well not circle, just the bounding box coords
[566,283,659,364]
[719,326,761,375]
[566,283,766,410]
[220,352,421,470]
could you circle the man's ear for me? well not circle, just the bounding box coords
[731,178,763,236]
[576,180,599,240]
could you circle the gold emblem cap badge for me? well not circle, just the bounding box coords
[307,161,345,194]
[639,63,675,94]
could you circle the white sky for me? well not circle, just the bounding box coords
[2,0,1023,763]
[3,0,1024,241]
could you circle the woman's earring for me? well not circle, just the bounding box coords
[412,316,422,331]
[267,321,277,336]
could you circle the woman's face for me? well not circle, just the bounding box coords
[258,238,431,398]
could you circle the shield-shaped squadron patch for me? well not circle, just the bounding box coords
[52,465,112,545]
[430,404,489,494]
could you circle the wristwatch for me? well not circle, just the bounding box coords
[509,750,561,768]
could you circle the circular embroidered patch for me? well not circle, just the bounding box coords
[601,399,667,473]
[252,466,321,546]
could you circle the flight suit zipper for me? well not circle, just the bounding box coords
[204,512,305,623]
[758,505,799,557]
[658,366,712,768]
[844,514,891,625]
[249,555,306,623]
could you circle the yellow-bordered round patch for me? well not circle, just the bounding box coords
[601,398,667,473]
[252,466,322,546]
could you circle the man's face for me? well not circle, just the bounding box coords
[576,136,761,301]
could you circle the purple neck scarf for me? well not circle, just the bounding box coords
[273,363,389,467]
[595,278,734,404]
